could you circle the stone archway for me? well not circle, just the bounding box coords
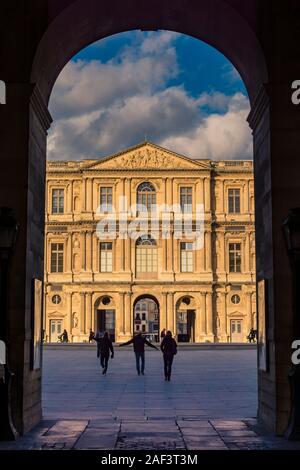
[94,296,116,342]
[176,296,198,343]
[133,295,160,342]
[1,0,300,438]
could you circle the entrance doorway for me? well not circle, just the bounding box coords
[94,296,116,341]
[50,319,62,342]
[134,297,159,342]
[230,319,244,342]
[177,310,195,343]
[176,296,197,342]
[96,309,115,342]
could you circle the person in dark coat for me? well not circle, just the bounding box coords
[94,331,114,375]
[88,329,95,343]
[119,332,159,375]
[58,329,68,343]
[160,330,177,381]
[160,328,166,340]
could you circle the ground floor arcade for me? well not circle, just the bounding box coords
[44,283,256,343]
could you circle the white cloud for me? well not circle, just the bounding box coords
[48,32,252,161]
[161,93,252,160]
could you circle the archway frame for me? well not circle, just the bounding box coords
[3,0,297,439]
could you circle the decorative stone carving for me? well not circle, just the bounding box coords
[90,145,204,170]
[72,313,78,329]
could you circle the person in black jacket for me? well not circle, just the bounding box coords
[119,332,159,375]
[94,331,114,375]
[160,330,177,381]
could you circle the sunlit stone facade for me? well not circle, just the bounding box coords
[44,142,256,343]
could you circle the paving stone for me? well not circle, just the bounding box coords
[1,349,300,450]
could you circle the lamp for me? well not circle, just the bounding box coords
[282,208,300,440]
[0,207,19,440]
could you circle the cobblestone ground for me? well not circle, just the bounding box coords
[1,347,300,450]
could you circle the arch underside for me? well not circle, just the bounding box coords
[31,0,268,106]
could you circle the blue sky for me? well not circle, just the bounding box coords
[48,31,252,160]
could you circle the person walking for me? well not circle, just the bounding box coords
[119,332,159,375]
[94,331,114,375]
[160,328,166,340]
[58,329,68,343]
[160,330,177,381]
[88,329,95,343]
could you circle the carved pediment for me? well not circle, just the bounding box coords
[86,143,209,171]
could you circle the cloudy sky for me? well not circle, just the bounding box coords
[48,31,252,161]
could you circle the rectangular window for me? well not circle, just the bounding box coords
[100,187,113,211]
[228,188,241,213]
[229,242,242,273]
[100,242,113,272]
[180,242,194,272]
[52,189,64,214]
[50,243,64,273]
[136,247,157,273]
[180,187,193,212]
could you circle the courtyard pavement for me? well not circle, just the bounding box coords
[1,347,300,450]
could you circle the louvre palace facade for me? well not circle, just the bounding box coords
[44,142,256,343]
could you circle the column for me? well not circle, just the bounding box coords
[118,292,125,336]
[161,238,167,271]
[194,294,202,342]
[200,178,205,209]
[246,292,252,333]
[205,231,212,271]
[85,292,92,332]
[167,232,174,272]
[220,292,228,342]
[80,293,86,334]
[220,180,224,213]
[244,182,249,213]
[68,293,73,337]
[82,179,87,211]
[160,293,168,332]
[167,178,174,205]
[125,178,131,208]
[204,177,211,212]
[86,178,92,212]
[200,292,207,335]
[66,233,72,272]
[125,237,131,272]
[68,182,73,214]
[162,178,167,205]
[86,231,92,271]
[92,233,98,273]
[81,231,86,270]
[245,232,250,273]
[221,232,226,272]
[125,292,132,335]
[205,292,214,340]
[167,292,174,333]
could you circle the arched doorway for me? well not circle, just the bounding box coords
[133,296,159,342]
[176,296,197,343]
[94,296,116,342]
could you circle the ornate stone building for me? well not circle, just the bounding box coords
[44,142,256,343]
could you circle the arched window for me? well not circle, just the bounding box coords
[136,236,157,274]
[137,182,156,212]
[0,80,6,105]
